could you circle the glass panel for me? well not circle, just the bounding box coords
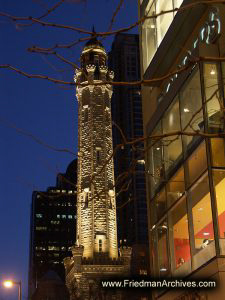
[150,199,157,227]
[211,138,225,167]
[142,1,157,72]
[155,188,166,221]
[213,169,225,254]
[163,96,182,174]
[156,0,173,45]
[190,172,215,270]
[204,63,224,133]
[169,196,191,276]
[180,68,203,151]
[148,123,164,197]
[166,167,185,207]
[151,227,158,276]
[157,219,170,277]
[174,0,183,8]
[186,141,207,187]
[222,62,225,95]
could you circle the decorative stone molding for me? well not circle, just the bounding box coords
[74,69,82,83]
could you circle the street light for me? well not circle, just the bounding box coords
[3,280,22,300]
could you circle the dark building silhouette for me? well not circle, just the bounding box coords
[108,33,149,277]
[109,33,148,247]
[31,270,69,300]
[28,159,77,298]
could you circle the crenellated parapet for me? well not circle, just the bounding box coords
[99,65,108,81]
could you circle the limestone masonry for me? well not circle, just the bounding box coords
[64,34,132,300]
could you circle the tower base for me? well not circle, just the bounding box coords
[64,245,132,300]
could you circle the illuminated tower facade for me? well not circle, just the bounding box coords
[64,34,131,300]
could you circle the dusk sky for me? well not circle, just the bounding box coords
[0,0,138,299]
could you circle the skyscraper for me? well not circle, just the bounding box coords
[64,33,132,300]
[28,159,77,298]
[109,33,148,247]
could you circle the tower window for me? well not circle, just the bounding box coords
[83,105,88,122]
[96,147,101,164]
[99,239,102,252]
[94,55,99,65]
[84,193,88,209]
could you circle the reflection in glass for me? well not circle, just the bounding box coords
[142,1,157,72]
[151,228,158,276]
[169,196,191,275]
[141,0,184,72]
[211,138,225,167]
[155,188,166,221]
[190,172,215,270]
[166,167,185,207]
[180,68,203,150]
[174,0,183,9]
[213,169,225,254]
[204,63,223,133]
[157,220,170,277]
[163,96,182,174]
[186,141,207,187]
[150,199,157,227]
[222,62,225,95]
[148,123,164,197]
[156,0,173,45]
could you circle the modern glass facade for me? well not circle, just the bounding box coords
[141,0,183,72]
[147,62,225,278]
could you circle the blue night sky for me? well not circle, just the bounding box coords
[0,0,138,299]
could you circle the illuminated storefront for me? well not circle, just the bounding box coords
[139,0,225,299]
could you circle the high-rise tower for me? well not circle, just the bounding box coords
[64,33,132,300]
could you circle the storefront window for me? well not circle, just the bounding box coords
[190,172,215,271]
[166,167,185,208]
[186,141,207,188]
[180,69,203,151]
[211,138,225,167]
[163,96,182,175]
[148,123,164,197]
[204,63,223,132]
[169,196,191,276]
[157,219,170,277]
[212,169,225,255]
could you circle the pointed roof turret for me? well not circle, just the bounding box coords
[84,26,104,49]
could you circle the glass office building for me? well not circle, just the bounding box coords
[139,0,225,299]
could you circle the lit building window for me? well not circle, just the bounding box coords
[51,220,60,225]
[36,226,47,231]
[190,172,215,271]
[204,63,223,133]
[62,215,66,219]
[169,196,191,276]
[213,169,225,255]
[68,215,73,219]
[141,0,183,72]
[36,213,43,218]
[48,246,60,251]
